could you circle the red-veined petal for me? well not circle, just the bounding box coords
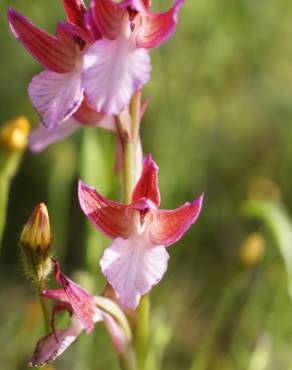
[78,180,133,239]
[132,154,160,206]
[8,9,77,72]
[149,194,204,247]
[84,9,102,39]
[53,260,99,333]
[91,0,125,39]
[64,0,86,28]
[136,0,184,49]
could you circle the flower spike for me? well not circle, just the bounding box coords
[79,155,203,309]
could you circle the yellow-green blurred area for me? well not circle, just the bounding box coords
[1,0,292,369]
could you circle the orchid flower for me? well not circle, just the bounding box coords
[83,0,184,115]
[78,154,203,310]
[8,1,93,129]
[8,1,114,150]
[29,259,132,366]
[8,0,184,131]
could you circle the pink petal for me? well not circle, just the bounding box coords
[82,38,151,115]
[53,260,99,333]
[42,288,68,302]
[74,100,116,131]
[100,235,169,309]
[28,320,82,367]
[57,21,93,46]
[84,9,102,39]
[102,312,128,354]
[132,154,160,206]
[78,180,133,239]
[28,68,84,129]
[136,0,184,49]
[149,195,204,247]
[29,118,80,152]
[91,0,124,40]
[8,9,78,73]
[64,0,87,28]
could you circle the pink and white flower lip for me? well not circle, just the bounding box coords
[78,154,203,310]
[82,0,184,115]
[28,259,128,367]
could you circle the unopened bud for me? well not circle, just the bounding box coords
[0,116,30,151]
[239,232,265,267]
[21,203,51,252]
[20,204,52,282]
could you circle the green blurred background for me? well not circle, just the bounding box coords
[1,0,292,369]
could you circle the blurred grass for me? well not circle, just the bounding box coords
[1,0,292,369]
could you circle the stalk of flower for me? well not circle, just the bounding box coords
[0,116,30,247]
[20,203,53,332]
[28,259,135,369]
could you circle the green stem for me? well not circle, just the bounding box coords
[0,176,9,247]
[118,347,136,370]
[0,149,24,250]
[38,278,50,333]
[135,294,150,370]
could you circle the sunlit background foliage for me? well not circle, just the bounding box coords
[1,0,292,369]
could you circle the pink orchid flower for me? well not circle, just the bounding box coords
[78,154,203,310]
[83,0,184,114]
[29,259,130,367]
[8,1,116,151]
[8,0,184,131]
[8,1,94,129]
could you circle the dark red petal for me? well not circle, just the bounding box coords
[78,180,133,239]
[52,260,97,333]
[132,154,160,206]
[136,0,184,49]
[74,99,105,125]
[149,195,203,247]
[91,0,125,40]
[8,9,77,72]
[63,0,87,28]
[28,323,82,367]
[84,9,102,40]
[51,301,73,333]
[42,288,68,302]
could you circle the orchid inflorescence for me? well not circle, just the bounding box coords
[9,0,204,368]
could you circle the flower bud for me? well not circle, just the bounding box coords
[0,116,30,151]
[20,203,52,282]
[239,232,265,267]
[21,203,51,252]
